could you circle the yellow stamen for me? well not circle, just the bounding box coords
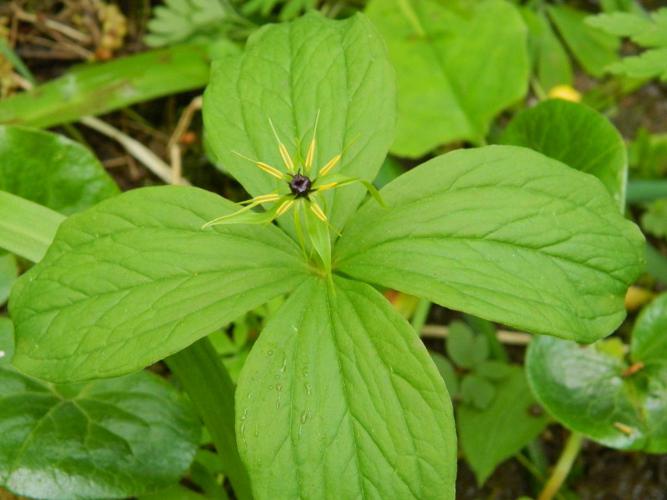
[232,150,286,179]
[256,162,285,180]
[304,110,320,174]
[276,199,295,216]
[309,200,328,222]
[269,118,295,172]
[318,153,341,177]
[243,193,281,204]
[315,181,338,192]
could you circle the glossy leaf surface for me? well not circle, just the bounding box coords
[9,186,309,382]
[336,146,644,342]
[366,0,528,157]
[236,276,456,499]
[501,99,627,208]
[0,368,200,499]
[0,126,118,214]
[528,293,667,454]
[204,12,395,231]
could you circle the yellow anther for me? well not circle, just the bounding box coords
[309,201,328,222]
[316,181,338,192]
[319,153,341,177]
[304,110,320,174]
[276,199,295,216]
[256,162,285,180]
[252,193,281,204]
[269,118,295,172]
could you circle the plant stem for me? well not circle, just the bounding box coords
[411,298,431,333]
[167,338,253,500]
[538,431,584,500]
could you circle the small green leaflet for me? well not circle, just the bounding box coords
[236,276,456,499]
[458,365,550,485]
[336,145,644,343]
[587,8,667,81]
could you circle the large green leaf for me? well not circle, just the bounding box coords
[458,365,550,485]
[236,276,456,499]
[547,5,619,77]
[203,12,395,231]
[335,145,644,342]
[0,126,118,214]
[0,367,200,499]
[631,293,667,365]
[500,99,627,208]
[9,186,310,382]
[366,0,529,158]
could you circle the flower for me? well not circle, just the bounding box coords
[202,113,380,229]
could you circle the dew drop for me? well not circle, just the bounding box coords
[276,383,283,392]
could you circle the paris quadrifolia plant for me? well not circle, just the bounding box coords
[6,12,644,500]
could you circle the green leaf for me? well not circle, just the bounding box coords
[335,145,645,342]
[476,360,513,381]
[366,0,529,157]
[168,338,252,500]
[521,8,573,91]
[460,374,496,410]
[9,186,310,382]
[430,352,459,397]
[0,367,200,499]
[547,5,620,77]
[587,9,667,47]
[236,276,456,499]
[607,47,667,81]
[446,320,488,369]
[500,99,627,209]
[0,44,212,129]
[0,191,65,262]
[631,293,667,364]
[458,365,550,485]
[0,318,13,367]
[641,199,667,238]
[0,126,118,214]
[241,0,317,21]
[203,12,395,232]
[146,0,228,47]
[527,335,667,452]
[0,253,17,305]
